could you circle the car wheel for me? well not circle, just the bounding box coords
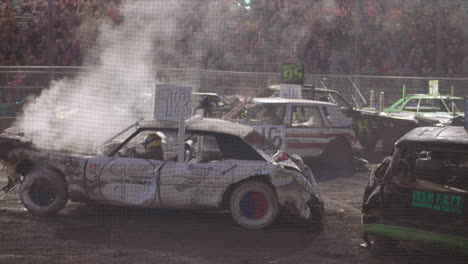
[303,203,325,231]
[322,139,353,169]
[229,181,279,229]
[19,168,68,216]
[382,133,397,155]
[360,136,379,153]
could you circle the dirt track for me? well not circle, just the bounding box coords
[0,164,466,264]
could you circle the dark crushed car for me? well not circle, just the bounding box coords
[362,126,468,251]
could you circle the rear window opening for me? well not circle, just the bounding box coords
[408,150,468,191]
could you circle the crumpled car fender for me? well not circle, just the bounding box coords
[270,166,322,220]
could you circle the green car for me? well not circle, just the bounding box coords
[354,92,465,153]
[382,94,464,125]
[362,126,468,252]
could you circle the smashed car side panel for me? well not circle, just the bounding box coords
[44,153,88,202]
[159,161,235,208]
[93,157,163,207]
[362,128,468,249]
[159,161,276,209]
[0,143,89,202]
[220,161,322,219]
[270,166,322,220]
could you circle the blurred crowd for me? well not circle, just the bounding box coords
[0,0,122,67]
[0,0,467,77]
[180,0,468,77]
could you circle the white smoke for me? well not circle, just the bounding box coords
[17,1,189,153]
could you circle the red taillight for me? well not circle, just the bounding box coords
[276,151,289,161]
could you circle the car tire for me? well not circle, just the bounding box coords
[303,203,325,232]
[360,136,379,153]
[229,181,279,229]
[382,133,397,155]
[19,168,68,216]
[322,138,353,169]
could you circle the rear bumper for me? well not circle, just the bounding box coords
[363,223,468,250]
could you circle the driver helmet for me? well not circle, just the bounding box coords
[142,133,163,150]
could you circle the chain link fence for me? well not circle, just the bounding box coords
[0,66,467,118]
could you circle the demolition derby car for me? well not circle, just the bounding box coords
[191,92,234,118]
[0,118,323,229]
[362,126,468,251]
[355,91,465,153]
[238,97,359,168]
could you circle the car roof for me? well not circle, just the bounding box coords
[252,97,336,106]
[405,94,463,100]
[192,92,221,97]
[138,118,253,138]
[396,126,468,150]
[268,84,339,93]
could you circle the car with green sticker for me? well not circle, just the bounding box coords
[381,94,464,124]
[362,126,468,252]
[353,92,465,154]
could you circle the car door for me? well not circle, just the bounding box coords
[417,98,454,122]
[159,160,235,208]
[244,104,287,150]
[158,135,234,208]
[85,156,164,208]
[285,104,327,159]
[396,98,421,118]
[382,150,468,236]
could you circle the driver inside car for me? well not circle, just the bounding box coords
[132,133,165,160]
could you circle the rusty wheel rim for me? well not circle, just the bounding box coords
[29,178,57,207]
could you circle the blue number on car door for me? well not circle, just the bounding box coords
[244,104,286,150]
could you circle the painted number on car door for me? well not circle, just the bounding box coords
[99,158,159,206]
[260,126,284,149]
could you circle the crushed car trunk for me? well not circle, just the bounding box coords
[362,127,468,250]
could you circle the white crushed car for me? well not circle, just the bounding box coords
[0,118,323,229]
[239,98,358,168]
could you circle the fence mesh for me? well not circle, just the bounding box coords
[1,67,467,117]
[1,0,468,263]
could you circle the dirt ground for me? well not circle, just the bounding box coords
[0,161,466,264]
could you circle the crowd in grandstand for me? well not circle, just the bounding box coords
[0,0,467,77]
[0,0,121,67]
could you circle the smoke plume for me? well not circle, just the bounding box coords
[18,1,189,153]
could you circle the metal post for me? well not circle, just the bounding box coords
[262,0,269,73]
[402,84,406,99]
[178,116,185,162]
[47,0,55,83]
[465,96,468,130]
[379,92,385,112]
[353,0,361,74]
[369,90,375,108]
[436,1,442,75]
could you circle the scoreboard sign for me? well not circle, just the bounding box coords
[281,64,304,85]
